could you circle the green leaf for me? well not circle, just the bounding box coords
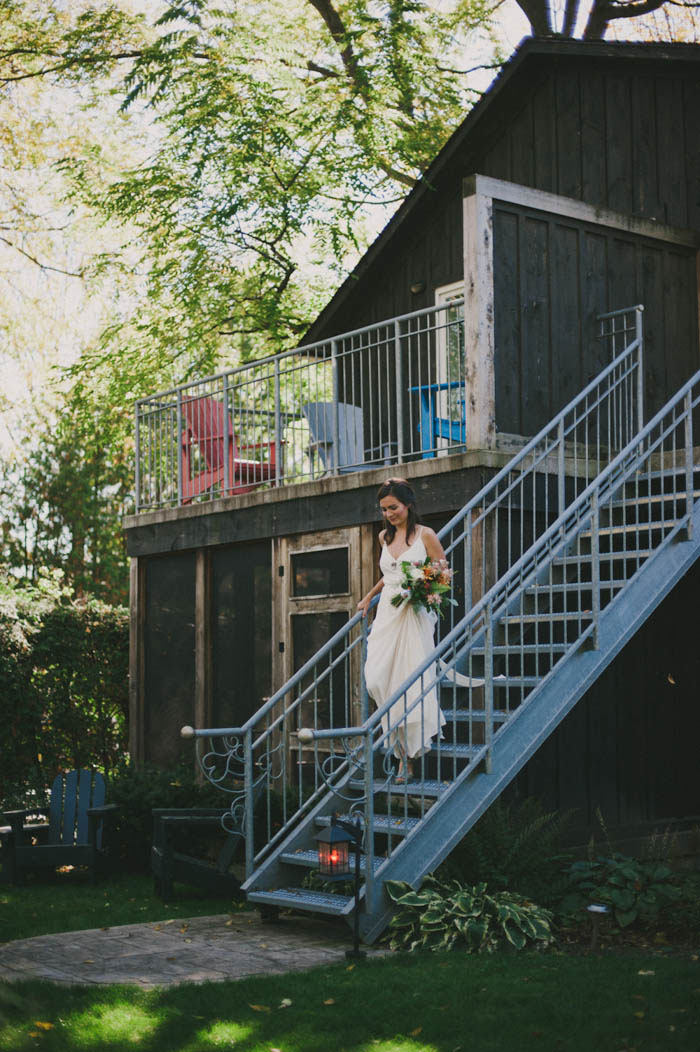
[615,908,638,928]
[503,923,527,949]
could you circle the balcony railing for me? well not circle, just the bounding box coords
[134,299,466,513]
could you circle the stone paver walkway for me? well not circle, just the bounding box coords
[0,911,378,988]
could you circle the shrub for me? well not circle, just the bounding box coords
[660,871,700,935]
[107,761,224,872]
[386,876,554,953]
[439,797,574,903]
[558,852,682,928]
[0,572,128,807]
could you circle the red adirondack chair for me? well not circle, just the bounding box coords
[181,395,280,502]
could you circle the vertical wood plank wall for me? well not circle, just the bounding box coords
[324,62,700,345]
[491,202,700,434]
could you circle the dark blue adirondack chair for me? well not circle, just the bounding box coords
[1,769,117,884]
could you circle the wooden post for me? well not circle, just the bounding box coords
[463,175,496,451]
[128,557,145,764]
[195,550,211,733]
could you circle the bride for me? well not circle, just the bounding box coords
[357,478,447,782]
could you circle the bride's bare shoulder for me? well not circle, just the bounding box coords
[378,528,387,544]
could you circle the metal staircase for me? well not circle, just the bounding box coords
[182,306,700,943]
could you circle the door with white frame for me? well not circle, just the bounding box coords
[433,281,466,455]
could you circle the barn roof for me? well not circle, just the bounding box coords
[302,36,700,345]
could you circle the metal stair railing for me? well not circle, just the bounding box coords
[307,360,699,912]
[182,305,645,879]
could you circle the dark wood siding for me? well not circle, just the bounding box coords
[320,57,700,347]
[492,201,699,435]
[514,558,700,833]
[481,63,699,229]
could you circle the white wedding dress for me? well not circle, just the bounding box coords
[365,526,446,760]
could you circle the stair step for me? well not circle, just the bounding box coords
[631,466,700,481]
[528,580,625,594]
[502,611,593,624]
[247,887,354,916]
[581,519,680,538]
[280,848,384,872]
[442,708,511,722]
[435,743,483,759]
[349,777,450,796]
[612,491,700,510]
[471,643,569,655]
[554,549,652,565]
[316,813,421,836]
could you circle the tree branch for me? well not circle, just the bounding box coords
[562,0,582,35]
[0,236,85,278]
[305,0,366,94]
[514,0,554,35]
[584,0,667,38]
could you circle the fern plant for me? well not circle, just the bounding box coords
[439,798,574,903]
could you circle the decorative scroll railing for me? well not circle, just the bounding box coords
[134,298,466,512]
[182,306,646,879]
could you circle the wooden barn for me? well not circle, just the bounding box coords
[124,38,700,928]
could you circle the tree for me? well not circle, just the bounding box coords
[2,0,503,389]
[0,402,132,605]
[513,0,700,39]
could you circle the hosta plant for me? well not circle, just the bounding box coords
[558,853,681,928]
[385,876,554,953]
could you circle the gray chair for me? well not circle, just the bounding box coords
[302,402,393,474]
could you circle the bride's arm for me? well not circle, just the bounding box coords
[357,528,385,617]
[422,526,448,564]
[357,578,384,618]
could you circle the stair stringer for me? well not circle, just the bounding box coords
[359,505,700,944]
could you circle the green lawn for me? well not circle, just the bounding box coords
[0,872,244,943]
[0,952,699,1051]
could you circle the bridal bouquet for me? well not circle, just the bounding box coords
[391,558,457,619]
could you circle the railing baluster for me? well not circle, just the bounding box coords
[685,391,694,540]
[244,727,254,879]
[394,319,404,465]
[176,389,183,508]
[134,403,141,513]
[274,359,282,487]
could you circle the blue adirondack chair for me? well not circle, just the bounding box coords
[1,769,118,885]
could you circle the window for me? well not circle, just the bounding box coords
[291,547,349,597]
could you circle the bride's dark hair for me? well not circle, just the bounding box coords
[378,477,422,545]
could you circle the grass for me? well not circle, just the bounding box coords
[0,951,699,1051]
[0,872,245,943]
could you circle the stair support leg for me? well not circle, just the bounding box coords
[685,392,694,541]
[363,729,375,912]
[591,493,600,650]
[484,600,493,773]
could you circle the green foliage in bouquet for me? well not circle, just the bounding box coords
[385,876,554,953]
[558,852,681,928]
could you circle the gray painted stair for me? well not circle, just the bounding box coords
[239,408,700,943]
